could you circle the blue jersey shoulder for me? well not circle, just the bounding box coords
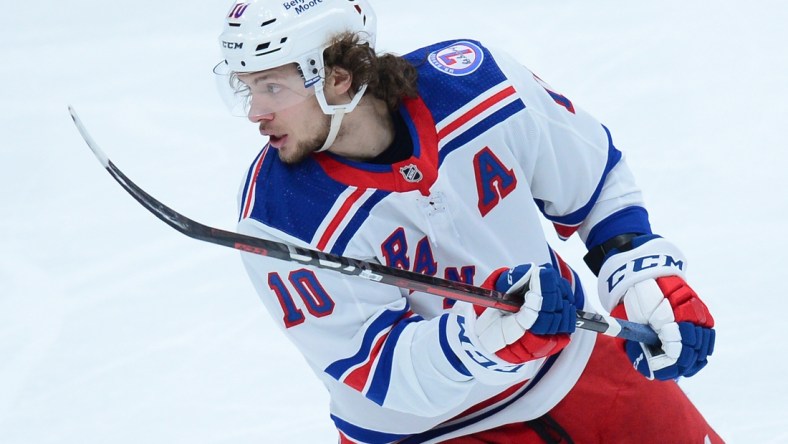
[239,146,357,246]
[238,40,512,246]
[404,39,510,124]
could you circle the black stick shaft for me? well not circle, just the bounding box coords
[69,106,660,346]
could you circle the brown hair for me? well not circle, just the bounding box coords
[323,32,419,111]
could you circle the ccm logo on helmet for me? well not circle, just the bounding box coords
[223,41,244,50]
[283,0,326,16]
[606,254,684,293]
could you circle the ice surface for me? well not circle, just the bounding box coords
[2,1,786,442]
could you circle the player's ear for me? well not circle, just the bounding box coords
[325,66,353,98]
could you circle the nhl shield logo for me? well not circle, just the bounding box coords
[428,41,485,77]
[399,164,423,183]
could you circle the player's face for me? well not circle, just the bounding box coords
[238,65,330,164]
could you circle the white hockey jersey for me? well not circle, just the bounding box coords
[236,39,650,443]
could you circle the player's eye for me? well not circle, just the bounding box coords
[266,84,283,95]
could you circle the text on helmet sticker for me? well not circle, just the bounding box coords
[428,41,485,77]
[283,0,326,16]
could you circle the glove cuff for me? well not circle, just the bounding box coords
[597,236,687,311]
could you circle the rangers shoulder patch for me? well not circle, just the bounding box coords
[428,41,485,77]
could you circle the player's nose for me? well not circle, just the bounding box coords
[248,111,274,123]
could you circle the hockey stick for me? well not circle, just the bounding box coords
[68,106,659,346]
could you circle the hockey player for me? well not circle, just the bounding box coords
[215,0,721,442]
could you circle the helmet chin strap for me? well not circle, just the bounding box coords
[314,83,369,153]
[316,109,345,153]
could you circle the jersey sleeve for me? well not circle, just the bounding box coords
[490,47,652,248]
[236,217,539,417]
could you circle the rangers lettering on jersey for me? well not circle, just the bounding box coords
[381,228,481,288]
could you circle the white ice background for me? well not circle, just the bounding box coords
[2,1,787,442]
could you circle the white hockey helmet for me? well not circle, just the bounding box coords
[216,0,377,151]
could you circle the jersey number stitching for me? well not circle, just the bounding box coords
[268,269,335,328]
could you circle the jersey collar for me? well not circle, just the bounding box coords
[313,96,439,196]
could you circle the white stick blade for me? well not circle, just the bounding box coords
[68,105,110,167]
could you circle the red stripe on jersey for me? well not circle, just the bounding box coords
[241,146,268,220]
[342,311,417,393]
[553,222,580,240]
[437,86,517,141]
[552,250,574,289]
[344,331,390,392]
[454,378,530,419]
[338,431,357,444]
[316,187,367,250]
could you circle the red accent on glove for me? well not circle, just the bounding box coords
[655,276,715,328]
[609,276,714,356]
[475,267,510,316]
[478,267,570,364]
[610,303,627,320]
[495,332,571,364]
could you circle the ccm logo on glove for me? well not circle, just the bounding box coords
[606,254,684,293]
[597,235,716,381]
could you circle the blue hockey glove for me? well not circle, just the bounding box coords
[475,264,576,364]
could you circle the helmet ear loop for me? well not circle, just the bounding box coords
[302,53,368,153]
[314,83,368,153]
[314,64,369,115]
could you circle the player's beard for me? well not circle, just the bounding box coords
[278,113,332,165]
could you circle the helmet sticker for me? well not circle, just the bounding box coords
[283,0,328,16]
[217,0,376,100]
[428,41,484,77]
[228,3,250,19]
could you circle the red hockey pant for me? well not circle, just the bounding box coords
[445,334,723,443]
